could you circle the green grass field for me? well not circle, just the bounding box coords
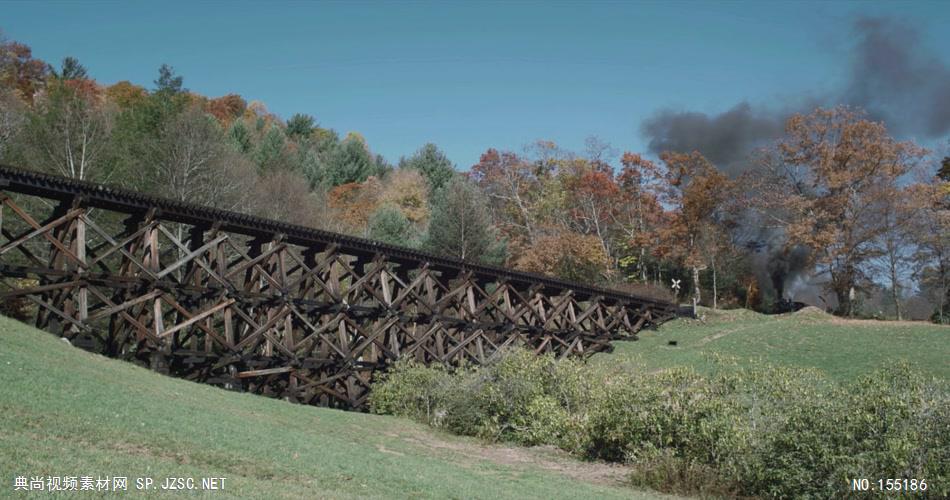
[2,308,947,499]
[0,315,676,500]
[601,306,950,381]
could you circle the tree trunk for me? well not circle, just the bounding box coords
[831,264,856,317]
[692,266,701,316]
[940,273,948,323]
[890,264,902,321]
[712,263,718,310]
[834,286,850,318]
[639,247,647,282]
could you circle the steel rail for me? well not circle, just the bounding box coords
[0,164,674,309]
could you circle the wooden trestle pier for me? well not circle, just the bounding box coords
[0,165,676,409]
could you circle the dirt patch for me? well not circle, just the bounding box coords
[826,316,946,328]
[376,444,405,456]
[791,306,946,328]
[796,306,830,316]
[401,427,633,487]
[694,323,760,346]
[788,306,833,321]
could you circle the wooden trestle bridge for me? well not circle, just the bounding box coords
[0,165,676,409]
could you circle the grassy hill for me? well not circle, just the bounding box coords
[3,308,946,499]
[602,306,950,381]
[0,315,678,500]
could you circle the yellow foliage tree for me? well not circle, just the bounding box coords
[379,169,430,224]
[514,229,609,283]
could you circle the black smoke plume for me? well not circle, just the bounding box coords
[640,16,950,174]
[845,16,950,138]
[638,16,950,308]
[640,102,784,176]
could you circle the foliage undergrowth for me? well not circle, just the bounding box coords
[370,349,949,499]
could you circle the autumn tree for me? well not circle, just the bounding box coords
[146,104,253,209]
[327,177,383,234]
[514,229,609,283]
[869,184,917,319]
[399,143,456,193]
[105,81,147,109]
[110,66,193,183]
[910,167,950,322]
[559,158,621,276]
[658,151,733,310]
[0,36,48,103]
[470,149,543,243]
[19,78,115,180]
[757,107,926,316]
[0,87,24,159]
[614,152,667,283]
[206,94,247,126]
[249,169,326,228]
[378,168,430,225]
[424,176,506,264]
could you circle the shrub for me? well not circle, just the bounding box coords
[437,349,593,447]
[585,365,756,496]
[370,350,950,499]
[629,447,740,498]
[368,359,453,424]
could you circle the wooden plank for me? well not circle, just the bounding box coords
[87,289,162,321]
[0,208,81,256]
[155,234,228,278]
[159,298,236,339]
[237,366,294,378]
[2,198,87,269]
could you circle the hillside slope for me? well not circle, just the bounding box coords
[0,315,674,500]
[604,307,949,381]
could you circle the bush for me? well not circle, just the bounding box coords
[629,447,739,498]
[370,350,950,499]
[368,359,454,424]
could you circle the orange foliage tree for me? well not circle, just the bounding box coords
[560,159,621,276]
[206,94,247,127]
[657,151,733,309]
[0,39,48,103]
[105,81,147,108]
[378,169,430,225]
[327,177,383,234]
[513,229,610,283]
[470,148,550,243]
[757,106,927,316]
[615,152,668,283]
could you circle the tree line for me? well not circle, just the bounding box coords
[1,34,948,321]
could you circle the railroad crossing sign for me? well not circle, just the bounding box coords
[671,279,681,293]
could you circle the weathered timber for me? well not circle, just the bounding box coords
[0,165,677,409]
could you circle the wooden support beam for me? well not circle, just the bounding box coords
[237,366,294,378]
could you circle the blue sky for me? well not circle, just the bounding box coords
[3,1,950,168]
